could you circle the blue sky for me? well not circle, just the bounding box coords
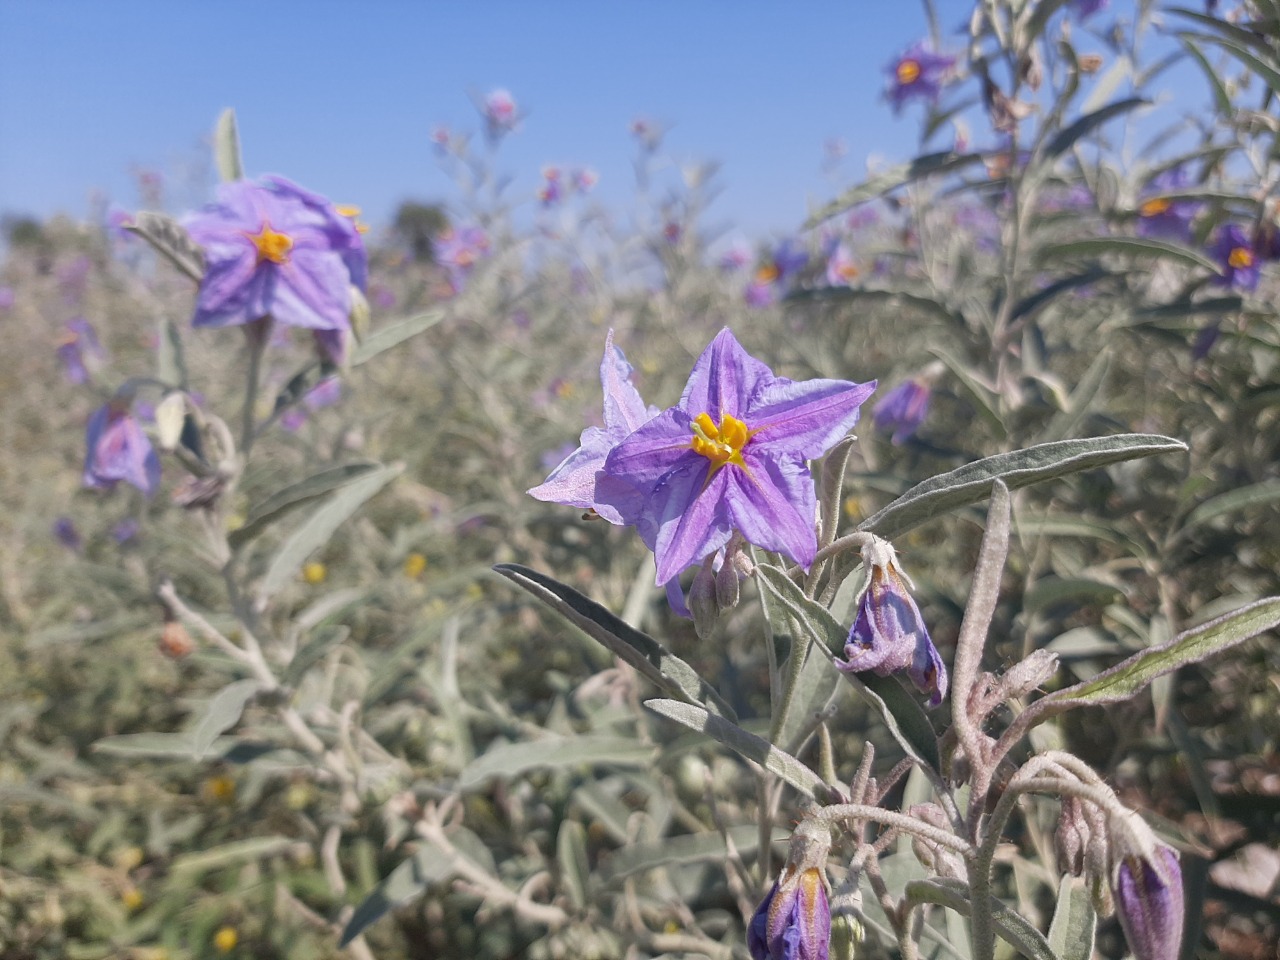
[0,1,938,238]
[0,2,1209,240]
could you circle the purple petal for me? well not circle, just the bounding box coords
[748,378,877,459]
[681,329,774,421]
[726,455,818,570]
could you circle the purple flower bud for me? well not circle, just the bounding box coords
[748,867,831,960]
[83,402,161,496]
[482,88,518,137]
[52,517,82,551]
[872,379,931,444]
[112,518,140,544]
[1210,224,1261,292]
[1113,844,1184,960]
[836,539,948,707]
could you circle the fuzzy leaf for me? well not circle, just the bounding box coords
[171,836,299,877]
[187,679,259,760]
[643,699,825,798]
[1048,876,1097,960]
[805,152,986,226]
[1181,479,1280,533]
[214,108,243,182]
[257,463,402,602]
[600,824,769,883]
[557,821,591,911]
[230,462,382,550]
[1045,97,1149,158]
[340,842,456,946]
[457,736,654,791]
[1037,236,1220,273]
[905,878,1056,960]
[858,434,1187,541]
[126,212,205,282]
[350,311,445,366]
[493,563,737,720]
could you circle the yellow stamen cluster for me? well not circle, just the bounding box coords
[755,263,780,285]
[896,59,922,85]
[1139,198,1171,218]
[1228,246,1254,269]
[690,412,751,471]
[246,221,294,264]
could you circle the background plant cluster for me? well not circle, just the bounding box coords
[1,1,1279,959]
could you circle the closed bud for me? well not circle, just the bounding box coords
[1109,812,1184,960]
[748,820,832,960]
[1055,796,1089,876]
[689,561,719,639]
[154,392,186,451]
[909,803,967,880]
[715,555,741,610]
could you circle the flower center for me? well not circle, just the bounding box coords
[755,263,780,285]
[897,59,922,85]
[690,412,752,470]
[1139,198,1171,217]
[246,221,294,264]
[1228,246,1254,269]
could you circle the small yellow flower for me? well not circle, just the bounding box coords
[213,926,238,953]
[204,774,236,803]
[466,583,484,601]
[225,512,246,532]
[122,886,144,911]
[302,562,328,585]
[115,845,145,871]
[843,495,863,520]
[402,552,427,578]
[555,380,575,399]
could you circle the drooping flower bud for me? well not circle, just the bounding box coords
[748,820,832,960]
[1055,796,1090,877]
[1109,815,1184,960]
[835,538,948,707]
[689,560,719,640]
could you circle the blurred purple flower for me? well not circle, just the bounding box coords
[430,125,452,152]
[824,243,861,287]
[596,328,875,587]
[745,240,809,307]
[886,42,956,113]
[1136,169,1199,241]
[83,401,161,496]
[748,867,831,960]
[1113,843,1183,960]
[873,379,931,444]
[1070,0,1108,20]
[304,376,342,411]
[482,88,518,137]
[184,176,367,363]
[630,117,663,151]
[718,241,751,273]
[837,540,947,707]
[56,318,106,385]
[53,517,82,551]
[112,518,140,544]
[106,206,135,243]
[0,287,13,311]
[57,255,92,305]
[1210,224,1260,291]
[371,285,397,310]
[529,330,658,523]
[572,167,599,193]
[1192,321,1221,362]
[538,166,563,206]
[280,409,308,432]
[434,225,489,294]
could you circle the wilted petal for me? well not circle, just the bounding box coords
[748,868,831,960]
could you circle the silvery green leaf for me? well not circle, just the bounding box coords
[93,732,199,758]
[1042,352,1110,443]
[1023,577,1123,615]
[350,311,445,366]
[905,878,1056,960]
[339,841,456,946]
[126,211,205,282]
[457,735,653,791]
[805,152,986,226]
[556,820,591,911]
[1044,98,1148,158]
[1181,480,1280,534]
[493,563,737,720]
[755,565,942,771]
[187,679,259,760]
[282,625,349,687]
[230,462,382,550]
[858,434,1186,541]
[257,463,402,602]
[155,317,188,389]
[1036,236,1220,273]
[643,698,824,799]
[1035,597,1280,712]
[1048,876,1097,960]
[154,391,186,451]
[214,107,243,182]
[170,836,299,877]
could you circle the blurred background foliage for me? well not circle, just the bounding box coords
[2,1,1279,958]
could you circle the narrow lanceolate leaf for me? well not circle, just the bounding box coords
[1037,236,1221,274]
[126,212,206,282]
[214,107,244,182]
[350,311,445,366]
[1181,479,1280,534]
[805,152,985,226]
[906,878,1056,960]
[858,434,1187,541]
[493,563,737,721]
[258,463,403,602]
[229,462,381,549]
[1045,98,1149,158]
[457,736,654,791]
[1038,596,1280,711]
[556,820,591,911]
[1048,876,1097,960]
[171,836,300,877]
[1185,31,1280,99]
[755,565,941,771]
[187,679,259,760]
[340,841,459,946]
[786,286,965,325]
[643,699,825,799]
[600,824,768,884]
[94,732,201,758]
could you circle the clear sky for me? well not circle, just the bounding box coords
[0,1,941,238]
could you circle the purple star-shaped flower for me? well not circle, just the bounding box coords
[885,42,956,114]
[597,329,875,586]
[1135,168,1199,242]
[873,379,931,444]
[745,239,809,307]
[183,176,366,346]
[83,401,161,496]
[528,330,658,524]
[1209,224,1260,291]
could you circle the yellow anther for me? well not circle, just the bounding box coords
[245,221,293,264]
[335,204,362,218]
[690,412,752,470]
[1139,198,1171,217]
[896,59,922,85]
[1228,246,1254,269]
